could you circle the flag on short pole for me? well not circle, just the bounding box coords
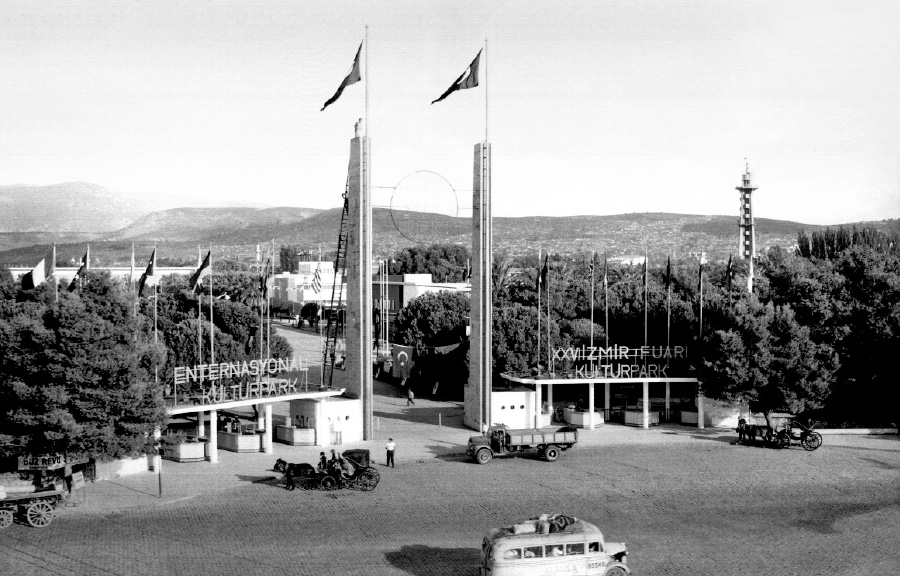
[190,251,211,292]
[21,259,47,289]
[311,264,323,294]
[138,249,158,297]
[321,42,363,111]
[726,254,733,297]
[431,49,482,105]
[68,250,90,291]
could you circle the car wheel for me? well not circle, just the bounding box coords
[476,449,492,465]
[544,446,560,462]
[604,567,628,576]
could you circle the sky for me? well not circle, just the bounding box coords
[2,0,899,225]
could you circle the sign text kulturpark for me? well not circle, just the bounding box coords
[173,358,309,405]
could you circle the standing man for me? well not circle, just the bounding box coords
[385,438,396,468]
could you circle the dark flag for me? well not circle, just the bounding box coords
[392,345,415,380]
[537,254,549,292]
[665,256,672,292]
[431,49,482,105]
[321,42,362,111]
[189,251,211,291]
[68,251,90,291]
[138,249,158,297]
[259,258,271,298]
[726,254,733,295]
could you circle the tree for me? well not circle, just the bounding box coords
[700,298,836,414]
[390,291,469,394]
[389,244,470,282]
[279,244,299,274]
[0,272,166,460]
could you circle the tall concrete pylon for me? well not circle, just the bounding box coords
[736,162,757,293]
[339,120,373,440]
[465,142,491,431]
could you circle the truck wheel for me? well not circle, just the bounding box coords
[544,446,560,462]
[475,449,493,465]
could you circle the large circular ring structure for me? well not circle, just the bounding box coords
[390,170,459,245]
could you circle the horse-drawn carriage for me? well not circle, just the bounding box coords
[275,449,380,491]
[0,488,65,529]
[738,412,823,451]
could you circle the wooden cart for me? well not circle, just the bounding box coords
[0,488,66,529]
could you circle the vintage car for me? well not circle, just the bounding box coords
[480,513,629,576]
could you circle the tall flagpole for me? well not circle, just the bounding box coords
[590,250,595,351]
[604,252,609,349]
[547,255,551,374]
[154,245,158,389]
[267,239,273,360]
[537,248,541,373]
[209,244,214,367]
[484,36,489,146]
[365,24,369,138]
[644,249,648,349]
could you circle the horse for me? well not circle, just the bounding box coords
[274,458,316,477]
[736,419,766,444]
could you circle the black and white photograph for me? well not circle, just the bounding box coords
[1,2,898,575]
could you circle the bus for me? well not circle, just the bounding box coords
[480,514,629,576]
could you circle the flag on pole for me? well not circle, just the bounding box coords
[259,257,271,298]
[321,42,362,111]
[431,49,482,105]
[537,254,549,292]
[68,250,90,291]
[190,251,211,291]
[311,264,323,294]
[665,256,672,292]
[21,259,47,289]
[138,249,158,297]
[726,254,733,295]
[129,244,136,287]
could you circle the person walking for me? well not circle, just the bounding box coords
[406,387,415,406]
[385,438,396,467]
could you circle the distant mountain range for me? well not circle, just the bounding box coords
[1,182,897,268]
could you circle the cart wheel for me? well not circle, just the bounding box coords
[544,446,561,462]
[778,433,791,449]
[475,449,493,465]
[26,502,54,528]
[802,432,823,451]
[320,476,337,490]
[359,469,379,491]
[0,509,13,529]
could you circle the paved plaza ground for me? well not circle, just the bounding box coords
[2,325,898,576]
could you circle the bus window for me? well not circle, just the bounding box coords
[588,541,601,553]
[566,543,584,556]
[502,549,521,560]
[524,546,543,558]
[546,545,565,557]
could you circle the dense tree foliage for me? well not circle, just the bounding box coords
[388,244,470,282]
[0,272,166,459]
[0,264,293,460]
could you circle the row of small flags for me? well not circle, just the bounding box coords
[321,42,481,111]
[22,246,323,299]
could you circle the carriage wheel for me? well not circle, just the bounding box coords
[320,476,337,490]
[26,501,54,528]
[802,432,823,451]
[777,432,791,449]
[0,509,13,529]
[359,468,379,491]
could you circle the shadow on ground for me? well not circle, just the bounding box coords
[385,545,481,576]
